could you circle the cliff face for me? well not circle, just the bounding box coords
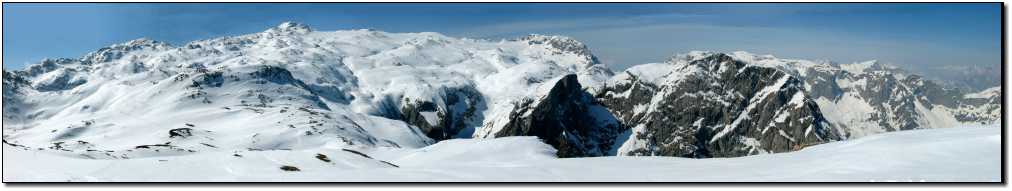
[477,74,620,157]
[598,52,840,157]
[726,52,1000,138]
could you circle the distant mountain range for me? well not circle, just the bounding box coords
[915,64,1001,92]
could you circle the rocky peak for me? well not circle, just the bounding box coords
[21,58,79,77]
[520,34,598,64]
[730,51,779,61]
[837,60,904,76]
[264,21,313,35]
[722,51,998,138]
[542,73,584,101]
[599,51,841,158]
[668,51,726,62]
[954,86,1001,123]
[125,38,169,48]
[669,51,743,73]
[81,38,171,64]
[481,74,622,157]
[3,69,29,90]
[3,68,33,124]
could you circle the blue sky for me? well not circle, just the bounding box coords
[2,3,1001,71]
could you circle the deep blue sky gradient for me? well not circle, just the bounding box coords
[2,3,1001,71]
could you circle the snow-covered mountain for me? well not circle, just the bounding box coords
[1,22,611,159]
[916,64,1001,92]
[1,22,1000,161]
[726,51,1001,138]
[597,52,841,157]
[957,86,1002,123]
[592,51,999,157]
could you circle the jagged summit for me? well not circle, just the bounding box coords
[717,51,999,137]
[664,51,740,69]
[124,38,169,47]
[667,50,723,62]
[835,60,906,76]
[264,21,313,35]
[519,34,599,64]
[600,50,841,157]
[82,37,173,64]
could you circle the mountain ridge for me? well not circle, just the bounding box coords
[2,22,1000,159]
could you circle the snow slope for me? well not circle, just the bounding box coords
[3,123,999,182]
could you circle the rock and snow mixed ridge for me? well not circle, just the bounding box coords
[598,52,841,157]
[1,22,1001,164]
[726,51,1001,138]
[475,74,621,157]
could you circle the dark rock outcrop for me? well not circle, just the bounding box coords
[169,128,193,138]
[3,69,33,123]
[484,74,621,157]
[3,69,29,95]
[190,71,224,88]
[598,53,841,158]
[387,86,485,141]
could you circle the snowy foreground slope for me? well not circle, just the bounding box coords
[2,123,1000,182]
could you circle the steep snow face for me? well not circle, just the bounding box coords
[726,51,1000,138]
[1,22,612,156]
[4,124,998,182]
[598,52,840,158]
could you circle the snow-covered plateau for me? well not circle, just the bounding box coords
[2,123,1001,182]
[1,22,1003,182]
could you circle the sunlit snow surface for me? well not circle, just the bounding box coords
[3,123,1000,182]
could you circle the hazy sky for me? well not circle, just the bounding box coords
[2,3,1001,72]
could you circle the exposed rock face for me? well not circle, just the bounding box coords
[598,52,841,158]
[523,35,614,92]
[264,21,313,35]
[954,87,1001,123]
[385,34,608,142]
[3,69,33,124]
[169,128,194,138]
[814,62,957,134]
[727,52,1001,138]
[396,86,485,140]
[478,74,621,157]
[520,35,600,64]
[3,69,29,96]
